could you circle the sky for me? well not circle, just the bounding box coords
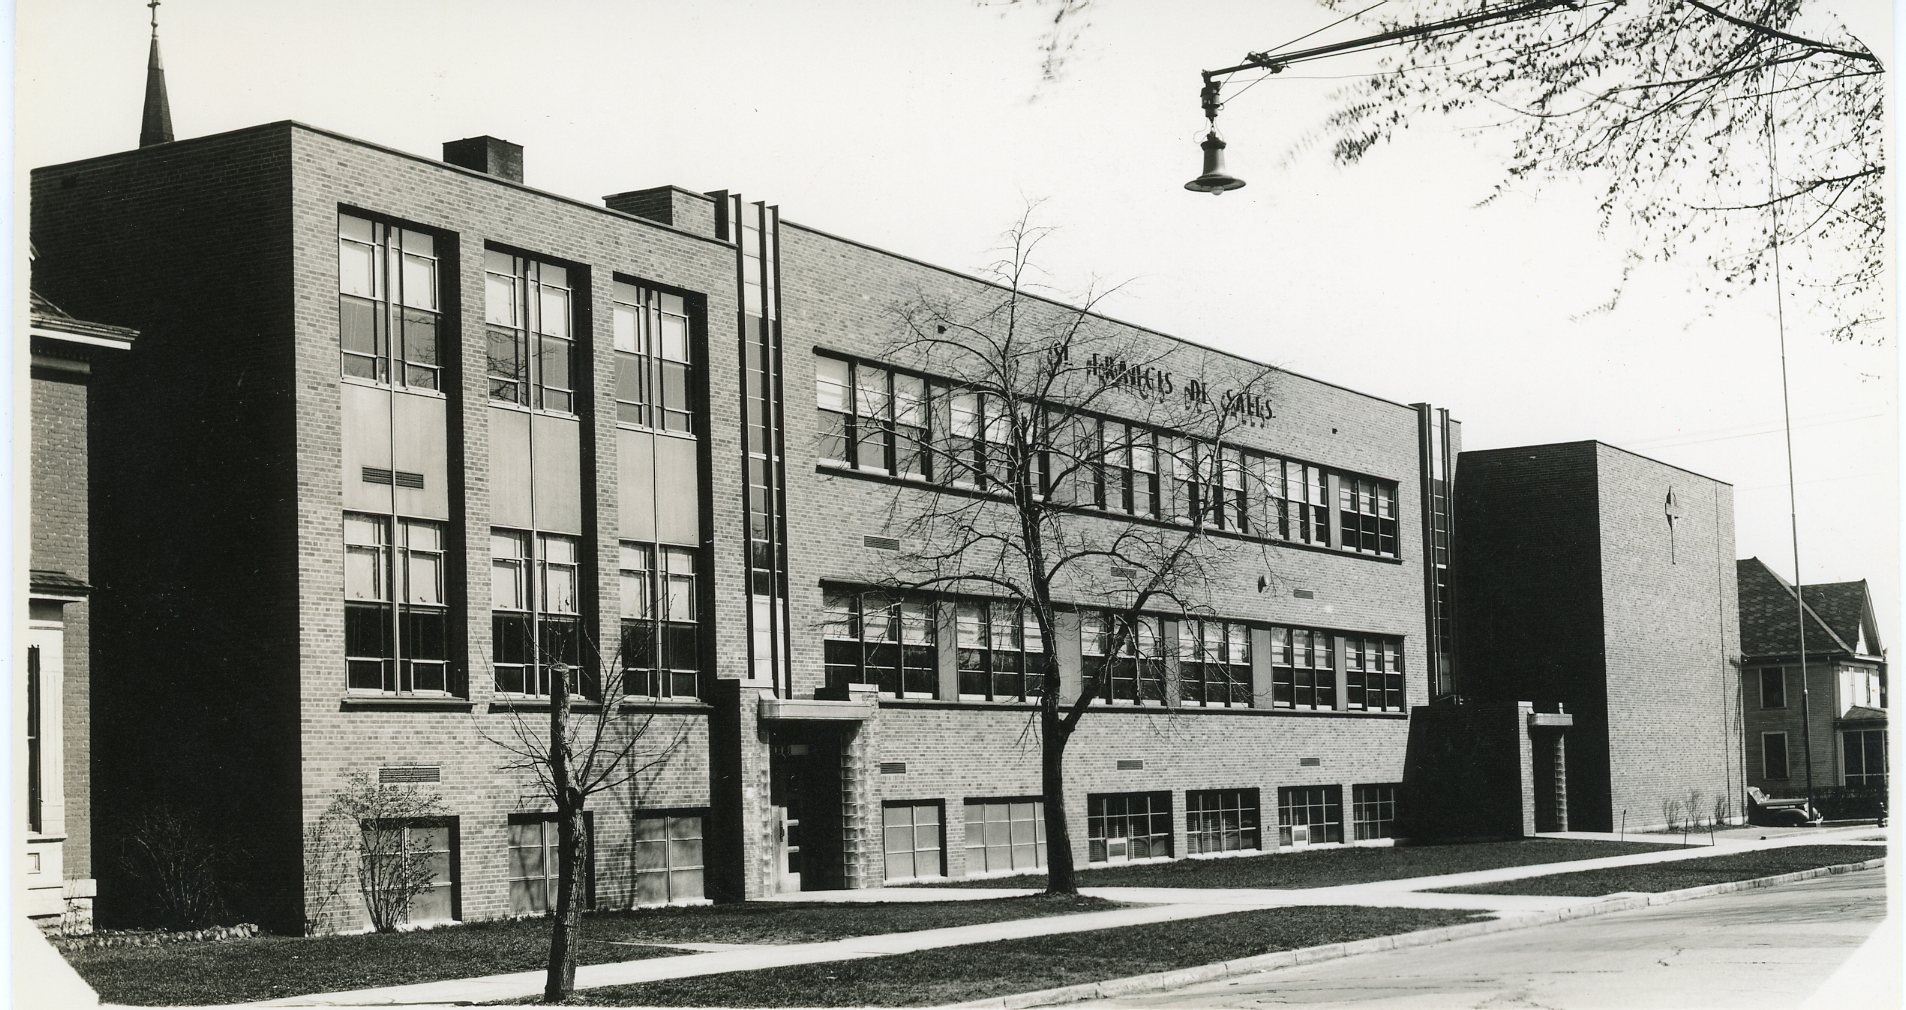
[12,0,1897,647]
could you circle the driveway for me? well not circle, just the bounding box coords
[1076,866,1893,1010]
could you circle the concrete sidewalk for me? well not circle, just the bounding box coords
[242,826,1887,1007]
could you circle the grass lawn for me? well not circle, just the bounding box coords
[1428,844,1883,896]
[536,905,1491,1007]
[64,895,1116,1006]
[918,838,1683,890]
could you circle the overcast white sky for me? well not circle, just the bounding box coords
[13,0,1897,647]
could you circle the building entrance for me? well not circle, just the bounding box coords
[767,726,847,892]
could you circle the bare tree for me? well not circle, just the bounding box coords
[480,631,693,1003]
[835,212,1279,893]
[1309,0,1884,341]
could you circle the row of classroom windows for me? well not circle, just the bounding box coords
[823,588,1408,712]
[817,356,1400,558]
[339,212,696,432]
[342,513,698,699]
[887,785,1399,881]
[363,811,705,926]
[343,211,1401,568]
[337,514,1405,713]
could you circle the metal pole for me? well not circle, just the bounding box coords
[1766,84,1816,821]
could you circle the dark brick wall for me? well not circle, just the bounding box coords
[1454,442,1740,831]
[1454,443,1611,826]
[33,126,306,928]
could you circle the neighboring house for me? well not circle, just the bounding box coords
[21,289,136,932]
[1737,557,1888,797]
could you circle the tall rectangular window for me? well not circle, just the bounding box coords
[1086,792,1172,863]
[346,513,450,695]
[1275,461,1329,544]
[1083,612,1164,703]
[1759,667,1787,709]
[619,543,700,699]
[612,282,695,433]
[821,588,936,698]
[1841,730,1886,786]
[1352,784,1399,840]
[815,356,852,465]
[339,213,442,389]
[1186,789,1260,854]
[1761,731,1790,780]
[1180,620,1252,706]
[25,646,41,834]
[1344,636,1405,712]
[507,813,594,915]
[632,812,705,906]
[1278,785,1344,845]
[816,357,933,480]
[1270,627,1336,711]
[964,798,1047,875]
[492,530,585,697]
[882,801,945,881]
[486,252,576,412]
[1339,477,1397,557]
[956,600,1044,701]
[360,818,458,923]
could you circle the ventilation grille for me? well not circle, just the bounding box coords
[361,467,425,489]
[879,762,908,775]
[1109,566,1139,580]
[1116,759,1145,771]
[1293,589,1315,600]
[379,765,441,784]
[1298,757,1321,767]
[863,535,902,552]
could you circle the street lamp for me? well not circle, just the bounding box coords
[1183,0,1593,195]
[1184,130,1245,194]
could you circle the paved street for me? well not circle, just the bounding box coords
[1076,867,1893,1010]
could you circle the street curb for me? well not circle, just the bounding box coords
[949,856,1887,1008]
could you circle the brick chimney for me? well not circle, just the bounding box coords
[443,136,524,184]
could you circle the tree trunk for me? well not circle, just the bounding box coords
[543,669,581,1003]
[1040,707,1077,895]
[544,796,585,1002]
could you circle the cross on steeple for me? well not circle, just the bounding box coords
[139,0,174,147]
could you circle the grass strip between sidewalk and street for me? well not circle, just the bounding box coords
[521,905,1491,1007]
[916,838,1682,890]
[63,895,1118,1006]
[1428,844,1883,896]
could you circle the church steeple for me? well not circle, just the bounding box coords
[139,0,174,148]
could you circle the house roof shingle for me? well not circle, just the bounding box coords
[1736,557,1864,659]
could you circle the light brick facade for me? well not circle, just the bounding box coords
[29,121,1739,932]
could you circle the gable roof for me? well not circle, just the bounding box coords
[1799,580,1877,654]
[1736,558,1864,659]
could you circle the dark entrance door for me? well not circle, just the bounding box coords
[768,726,846,891]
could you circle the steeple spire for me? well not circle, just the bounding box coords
[139,0,174,148]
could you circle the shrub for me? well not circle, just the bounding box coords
[118,804,232,930]
[322,774,448,933]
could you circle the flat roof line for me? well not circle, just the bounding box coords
[1463,439,1733,486]
[781,218,1429,417]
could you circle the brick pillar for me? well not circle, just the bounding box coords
[708,679,778,901]
[840,686,880,888]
